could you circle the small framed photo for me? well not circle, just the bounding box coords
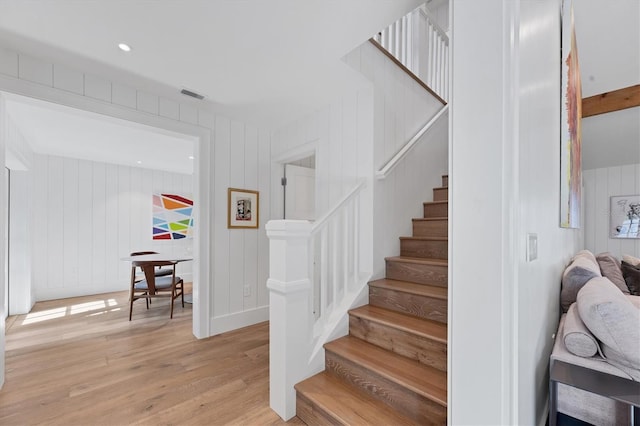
[610,195,640,238]
[228,188,259,229]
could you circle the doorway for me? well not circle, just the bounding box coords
[0,90,211,340]
[283,154,316,220]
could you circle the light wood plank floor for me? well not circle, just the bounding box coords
[0,286,304,425]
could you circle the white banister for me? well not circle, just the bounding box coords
[376,104,449,180]
[373,4,449,102]
[267,179,368,421]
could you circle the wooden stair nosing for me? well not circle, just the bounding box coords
[368,278,448,300]
[324,336,447,407]
[399,236,448,242]
[295,371,415,426]
[385,256,448,266]
[423,200,448,206]
[349,305,447,344]
[412,217,447,223]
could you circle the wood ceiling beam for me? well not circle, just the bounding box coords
[582,84,640,118]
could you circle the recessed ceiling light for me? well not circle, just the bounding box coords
[136,160,142,164]
[188,156,194,160]
[118,43,132,52]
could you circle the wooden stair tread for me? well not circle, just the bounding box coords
[295,371,415,425]
[349,305,447,343]
[369,278,447,300]
[423,200,448,205]
[325,336,447,407]
[399,236,448,241]
[412,217,447,222]
[385,256,448,266]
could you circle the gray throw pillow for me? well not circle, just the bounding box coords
[563,303,600,357]
[621,261,640,296]
[561,266,599,312]
[596,252,630,294]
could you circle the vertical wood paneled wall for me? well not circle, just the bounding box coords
[30,154,193,301]
[584,163,640,258]
[0,46,272,333]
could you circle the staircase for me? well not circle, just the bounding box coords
[295,175,449,425]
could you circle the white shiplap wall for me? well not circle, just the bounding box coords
[30,154,193,301]
[584,163,640,258]
[0,46,272,335]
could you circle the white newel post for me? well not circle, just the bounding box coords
[266,220,313,421]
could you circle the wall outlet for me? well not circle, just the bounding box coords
[243,285,251,297]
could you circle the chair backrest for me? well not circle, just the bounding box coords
[133,260,178,293]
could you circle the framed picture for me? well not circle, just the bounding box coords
[228,188,259,229]
[610,195,640,239]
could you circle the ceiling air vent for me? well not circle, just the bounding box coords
[180,88,204,100]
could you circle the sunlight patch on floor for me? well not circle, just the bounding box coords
[22,307,66,325]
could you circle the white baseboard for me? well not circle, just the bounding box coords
[209,306,269,336]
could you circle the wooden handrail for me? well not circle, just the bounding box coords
[369,38,446,105]
[376,105,448,180]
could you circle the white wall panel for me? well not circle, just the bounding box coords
[53,65,84,95]
[62,158,80,288]
[31,154,193,301]
[18,55,52,86]
[137,91,159,115]
[0,48,18,77]
[213,116,231,317]
[584,163,640,258]
[84,74,111,103]
[179,104,198,125]
[257,129,271,307]
[112,83,137,109]
[159,98,180,120]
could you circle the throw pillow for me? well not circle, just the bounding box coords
[577,277,640,373]
[621,261,640,296]
[596,252,630,294]
[563,303,600,357]
[561,266,599,312]
[622,254,640,267]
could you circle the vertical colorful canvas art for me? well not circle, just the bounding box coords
[560,0,582,228]
[153,193,194,240]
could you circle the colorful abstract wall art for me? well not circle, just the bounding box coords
[153,193,194,240]
[560,0,582,228]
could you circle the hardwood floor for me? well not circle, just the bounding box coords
[0,286,304,425]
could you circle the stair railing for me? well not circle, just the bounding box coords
[376,104,449,180]
[373,4,449,102]
[266,179,368,421]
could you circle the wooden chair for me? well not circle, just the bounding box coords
[130,251,173,283]
[129,259,184,320]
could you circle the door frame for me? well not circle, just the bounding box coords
[272,140,317,220]
[0,76,212,341]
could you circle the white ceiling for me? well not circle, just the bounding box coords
[0,0,636,171]
[0,0,423,128]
